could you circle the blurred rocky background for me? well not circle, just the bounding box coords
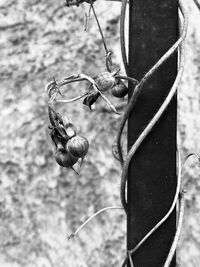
[0,0,200,266]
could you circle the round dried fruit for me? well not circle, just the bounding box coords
[55,147,78,167]
[111,81,128,98]
[95,72,116,92]
[66,136,89,158]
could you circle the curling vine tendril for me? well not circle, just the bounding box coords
[44,0,200,266]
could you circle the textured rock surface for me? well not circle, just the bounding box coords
[0,0,200,266]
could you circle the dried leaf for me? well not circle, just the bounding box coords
[83,91,100,109]
[48,105,59,127]
[50,128,64,147]
[48,106,69,142]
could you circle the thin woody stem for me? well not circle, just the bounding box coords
[120,42,186,211]
[185,153,200,165]
[99,91,120,114]
[90,2,108,54]
[50,91,58,103]
[116,0,188,167]
[129,151,182,254]
[121,151,182,266]
[115,75,139,85]
[65,0,129,6]
[163,191,185,267]
[70,166,80,175]
[90,1,113,71]
[67,206,123,239]
[120,11,187,231]
[59,77,86,87]
[193,0,200,11]
[55,93,88,103]
[120,0,129,74]
[76,74,120,114]
[48,73,120,114]
[127,251,135,267]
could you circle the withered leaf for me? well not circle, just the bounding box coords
[48,105,62,127]
[83,91,100,109]
[48,105,68,142]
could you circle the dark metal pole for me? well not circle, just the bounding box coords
[127,1,178,266]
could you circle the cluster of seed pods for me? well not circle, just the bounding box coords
[64,0,134,102]
[45,0,139,172]
[48,105,89,173]
[81,70,129,112]
[45,2,191,266]
[45,69,132,173]
[95,71,128,98]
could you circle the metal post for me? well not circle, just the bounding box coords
[127,0,178,266]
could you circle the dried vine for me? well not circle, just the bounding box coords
[119,0,188,212]
[43,0,200,266]
[119,0,189,265]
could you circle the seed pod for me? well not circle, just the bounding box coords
[66,135,89,158]
[65,124,76,139]
[55,147,78,168]
[111,81,128,98]
[95,72,116,92]
[62,116,76,139]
